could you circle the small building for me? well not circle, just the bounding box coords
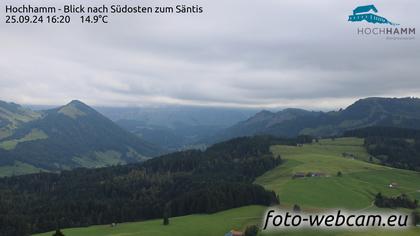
[342,152,355,159]
[292,172,306,179]
[312,172,326,177]
[224,230,244,236]
[388,182,398,188]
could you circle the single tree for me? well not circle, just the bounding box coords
[293,204,301,213]
[52,229,65,236]
[163,203,171,225]
[337,171,342,177]
[244,225,259,236]
[412,211,420,226]
[163,215,169,225]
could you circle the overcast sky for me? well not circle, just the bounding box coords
[0,0,419,110]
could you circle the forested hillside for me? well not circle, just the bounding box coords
[345,126,420,171]
[0,136,297,236]
[211,97,420,143]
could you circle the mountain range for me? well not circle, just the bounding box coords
[0,100,160,176]
[210,97,420,142]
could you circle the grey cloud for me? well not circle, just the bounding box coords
[0,0,419,109]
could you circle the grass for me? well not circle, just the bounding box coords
[32,138,420,236]
[0,161,44,177]
[0,106,41,125]
[73,150,125,168]
[58,104,86,119]
[0,128,48,150]
[255,137,420,236]
[0,106,42,140]
[255,138,420,209]
[0,128,13,140]
[261,228,420,236]
[72,150,147,168]
[34,205,266,236]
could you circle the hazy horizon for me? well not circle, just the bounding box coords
[4,96,414,114]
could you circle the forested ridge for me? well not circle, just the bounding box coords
[344,126,420,171]
[213,97,420,142]
[0,135,300,236]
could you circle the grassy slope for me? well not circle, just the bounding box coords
[0,161,44,177]
[256,137,420,235]
[34,205,265,236]
[72,149,148,168]
[0,106,41,139]
[72,150,125,168]
[256,138,420,209]
[0,128,48,150]
[33,138,420,236]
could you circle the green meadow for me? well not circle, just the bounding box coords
[34,138,420,236]
[255,138,420,209]
[256,137,420,236]
[34,205,265,236]
[0,128,48,150]
[0,161,44,177]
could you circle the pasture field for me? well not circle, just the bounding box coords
[256,137,420,235]
[0,128,48,150]
[0,161,44,177]
[34,205,265,236]
[255,138,420,209]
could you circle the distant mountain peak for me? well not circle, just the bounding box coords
[352,96,420,104]
[58,100,92,119]
[67,100,90,109]
[279,108,312,115]
[255,110,274,116]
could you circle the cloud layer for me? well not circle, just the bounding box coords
[1,0,419,109]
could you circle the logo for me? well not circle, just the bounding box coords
[348,4,398,26]
[347,4,415,40]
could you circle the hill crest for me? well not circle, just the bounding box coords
[210,97,420,142]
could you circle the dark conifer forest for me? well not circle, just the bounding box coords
[344,126,420,171]
[374,193,418,209]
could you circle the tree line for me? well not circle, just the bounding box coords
[344,126,420,171]
[374,193,418,209]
